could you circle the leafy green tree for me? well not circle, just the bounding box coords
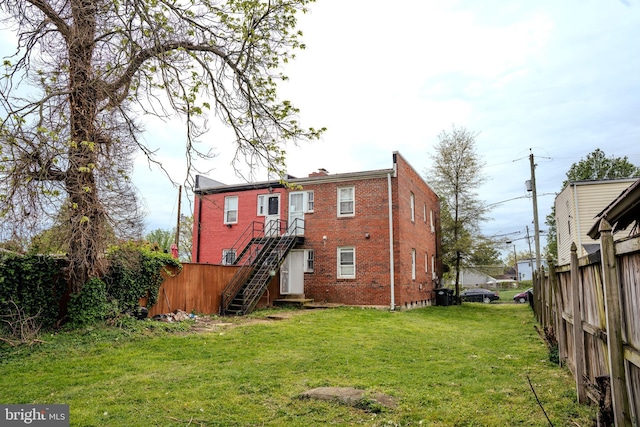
[177,215,194,262]
[0,0,323,293]
[145,229,174,253]
[468,236,504,278]
[469,237,503,267]
[545,149,640,259]
[426,126,488,297]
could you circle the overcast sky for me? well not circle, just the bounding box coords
[138,0,640,256]
[4,1,640,258]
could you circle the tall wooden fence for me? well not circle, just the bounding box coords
[535,220,639,426]
[141,263,280,317]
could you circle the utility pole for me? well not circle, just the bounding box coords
[529,151,542,277]
[175,185,182,246]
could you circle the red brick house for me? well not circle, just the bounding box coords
[192,152,442,314]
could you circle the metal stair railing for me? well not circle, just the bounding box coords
[220,221,265,265]
[222,219,304,315]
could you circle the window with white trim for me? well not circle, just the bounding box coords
[411,249,416,280]
[425,253,429,273]
[431,255,436,280]
[410,192,415,223]
[304,249,314,272]
[423,203,427,223]
[222,249,236,265]
[307,191,315,212]
[224,196,238,224]
[430,209,435,233]
[337,246,355,278]
[337,186,355,217]
[257,195,266,216]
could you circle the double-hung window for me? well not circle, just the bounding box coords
[430,209,435,233]
[411,249,416,280]
[338,186,354,217]
[337,246,355,278]
[224,196,238,224]
[307,191,315,212]
[410,193,415,223]
[304,249,315,273]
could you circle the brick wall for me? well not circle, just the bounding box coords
[192,187,287,263]
[191,152,441,310]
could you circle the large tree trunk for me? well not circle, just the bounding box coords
[65,0,106,293]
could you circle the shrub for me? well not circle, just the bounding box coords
[67,278,117,327]
[0,253,67,332]
[103,243,181,313]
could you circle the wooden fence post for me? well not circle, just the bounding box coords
[570,242,587,404]
[598,219,631,427]
[548,259,566,365]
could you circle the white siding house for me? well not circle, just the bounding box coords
[554,178,636,265]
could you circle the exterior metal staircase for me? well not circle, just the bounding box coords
[221,219,304,316]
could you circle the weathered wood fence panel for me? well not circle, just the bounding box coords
[537,232,640,426]
[143,263,280,317]
[144,263,238,316]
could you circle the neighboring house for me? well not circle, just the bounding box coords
[454,267,498,288]
[192,152,442,313]
[588,178,640,241]
[554,178,637,265]
[516,258,548,282]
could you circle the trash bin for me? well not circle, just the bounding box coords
[435,288,453,306]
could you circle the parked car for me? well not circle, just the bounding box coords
[514,288,533,304]
[460,288,499,303]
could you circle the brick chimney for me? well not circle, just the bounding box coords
[308,168,329,177]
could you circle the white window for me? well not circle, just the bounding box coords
[411,249,416,280]
[307,191,315,212]
[338,186,354,217]
[337,246,355,278]
[222,249,236,265]
[257,195,266,216]
[423,203,427,223]
[430,209,435,233]
[425,253,429,273]
[224,196,238,224]
[410,193,415,223]
[304,249,314,273]
[431,255,436,280]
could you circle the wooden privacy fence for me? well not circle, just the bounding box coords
[141,263,239,316]
[141,263,281,316]
[534,220,639,426]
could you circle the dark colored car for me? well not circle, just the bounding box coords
[460,288,499,303]
[514,288,533,304]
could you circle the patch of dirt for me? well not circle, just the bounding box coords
[188,309,310,333]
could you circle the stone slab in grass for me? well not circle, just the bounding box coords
[300,387,397,411]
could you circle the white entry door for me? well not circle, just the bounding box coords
[288,192,305,235]
[264,194,280,236]
[280,251,304,295]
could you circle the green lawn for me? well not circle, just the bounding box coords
[0,304,594,426]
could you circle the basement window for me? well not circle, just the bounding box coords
[222,249,236,265]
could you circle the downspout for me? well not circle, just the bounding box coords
[387,172,395,311]
[196,195,202,263]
